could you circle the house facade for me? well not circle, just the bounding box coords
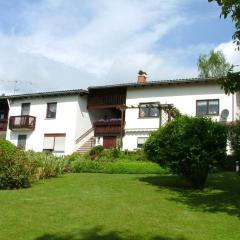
[0,75,238,154]
[4,90,94,155]
[123,78,237,150]
[89,76,238,151]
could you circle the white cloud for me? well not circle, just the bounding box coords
[215,41,240,69]
[0,0,211,94]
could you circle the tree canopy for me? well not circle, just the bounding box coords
[209,0,240,47]
[218,67,240,94]
[198,50,231,78]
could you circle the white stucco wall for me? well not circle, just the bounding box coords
[123,82,236,151]
[6,95,91,155]
[75,96,93,139]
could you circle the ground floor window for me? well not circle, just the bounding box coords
[196,99,219,116]
[137,137,148,148]
[17,135,27,149]
[43,133,66,153]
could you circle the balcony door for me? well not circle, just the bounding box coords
[21,103,30,116]
[103,136,117,149]
[17,135,27,149]
[0,111,6,131]
[0,111,4,120]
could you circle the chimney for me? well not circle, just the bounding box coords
[137,70,147,84]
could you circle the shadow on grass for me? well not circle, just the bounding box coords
[35,226,187,240]
[138,172,240,217]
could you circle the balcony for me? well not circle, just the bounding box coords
[88,88,126,109]
[94,119,124,137]
[0,119,8,131]
[9,115,36,131]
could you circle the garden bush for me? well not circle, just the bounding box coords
[65,149,148,163]
[228,121,240,161]
[70,159,165,174]
[0,139,33,189]
[64,151,82,163]
[89,145,104,158]
[144,116,227,189]
[25,151,65,179]
[67,148,164,174]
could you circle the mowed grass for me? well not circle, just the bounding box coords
[0,172,240,240]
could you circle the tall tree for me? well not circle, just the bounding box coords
[198,50,231,78]
[209,0,240,94]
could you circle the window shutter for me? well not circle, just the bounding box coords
[54,137,65,152]
[43,136,54,149]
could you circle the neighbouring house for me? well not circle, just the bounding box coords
[2,73,239,154]
[5,89,94,155]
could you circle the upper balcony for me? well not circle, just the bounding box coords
[0,119,8,131]
[88,87,126,109]
[9,115,36,131]
[94,119,124,137]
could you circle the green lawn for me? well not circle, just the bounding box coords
[0,172,240,240]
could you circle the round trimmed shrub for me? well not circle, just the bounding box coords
[144,116,227,189]
[0,139,32,189]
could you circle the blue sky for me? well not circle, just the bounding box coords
[0,0,238,93]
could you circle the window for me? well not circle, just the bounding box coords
[0,112,4,120]
[17,135,27,149]
[196,99,219,116]
[43,134,66,153]
[46,102,57,119]
[21,103,30,116]
[139,103,160,118]
[137,137,148,148]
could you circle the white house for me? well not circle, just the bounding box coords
[88,75,239,151]
[123,76,238,150]
[1,75,238,154]
[5,90,95,155]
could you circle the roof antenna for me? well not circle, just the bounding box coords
[0,79,34,94]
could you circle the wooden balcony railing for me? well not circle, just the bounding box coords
[94,119,124,137]
[0,119,8,131]
[88,94,126,109]
[9,115,36,131]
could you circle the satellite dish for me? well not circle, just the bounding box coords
[220,109,229,121]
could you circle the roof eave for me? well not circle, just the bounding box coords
[88,77,218,90]
[7,89,88,100]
